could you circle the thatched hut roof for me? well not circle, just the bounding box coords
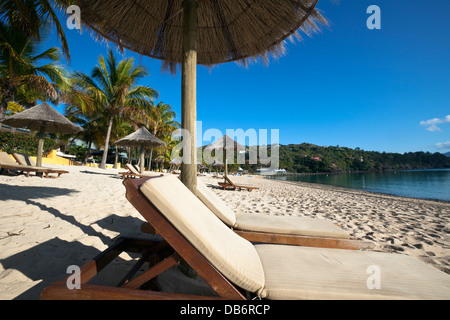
[170,158,182,165]
[116,127,165,147]
[204,135,246,152]
[211,160,224,167]
[1,102,83,134]
[57,0,327,72]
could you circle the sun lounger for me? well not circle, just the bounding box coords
[218,175,259,191]
[0,151,48,177]
[196,179,372,250]
[41,175,450,300]
[119,164,158,179]
[12,152,68,178]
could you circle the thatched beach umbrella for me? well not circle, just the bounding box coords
[169,158,182,172]
[116,127,165,173]
[211,159,224,174]
[170,158,182,166]
[0,102,83,168]
[57,0,326,194]
[205,135,246,179]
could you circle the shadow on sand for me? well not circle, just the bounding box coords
[0,185,150,300]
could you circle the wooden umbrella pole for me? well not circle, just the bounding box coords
[36,122,46,170]
[181,0,198,194]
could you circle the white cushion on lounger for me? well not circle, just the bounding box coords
[255,244,450,300]
[235,214,350,239]
[140,175,265,293]
[196,179,237,226]
[196,179,349,239]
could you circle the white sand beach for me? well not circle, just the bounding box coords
[0,166,449,299]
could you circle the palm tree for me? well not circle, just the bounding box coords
[144,101,180,170]
[0,0,71,61]
[72,49,158,169]
[0,21,69,118]
[65,103,104,165]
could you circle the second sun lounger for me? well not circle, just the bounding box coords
[42,175,450,300]
[12,152,68,178]
[119,164,159,179]
[0,151,48,177]
[197,179,372,250]
[218,175,259,191]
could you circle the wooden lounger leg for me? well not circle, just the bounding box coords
[121,253,182,289]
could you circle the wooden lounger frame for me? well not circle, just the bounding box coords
[41,177,247,300]
[0,163,67,178]
[218,176,259,192]
[234,230,373,250]
[1,163,44,177]
[118,164,154,180]
[141,221,373,250]
[11,153,68,178]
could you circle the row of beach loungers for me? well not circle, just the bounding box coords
[0,151,68,178]
[42,173,450,300]
[120,163,259,192]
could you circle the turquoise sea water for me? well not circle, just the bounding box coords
[269,169,450,202]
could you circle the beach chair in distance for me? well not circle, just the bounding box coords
[196,179,373,250]
[119,164,159,180]
[41,175,450,300]
[0,151,47,177]
[218,175,259,192]
[12,152,68,178]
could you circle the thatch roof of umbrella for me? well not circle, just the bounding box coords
[116,127,165,148]
[1,102,83,169]
[170,158,182,165]
[0,102,83,135]
[116,127,165,173]
[211,160,224,167]
[57,0,327,73]
[56,0,327,193]
[205,135,246,179]
[204,135,246,153]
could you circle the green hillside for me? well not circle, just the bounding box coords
[277,143,450,174]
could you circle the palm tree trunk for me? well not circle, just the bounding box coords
[0,100,7,119]
[100,114,114,169]
[0,84,14,119]
[147,128,158,171]
[113,144,119,169]
[83,141,92,165]
[148,147,154,171]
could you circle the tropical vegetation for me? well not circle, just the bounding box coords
[67,49,159,169]
[276,143,450,174]
[0,1,181,170]
[0,130,55,155]
[0,21,69,118]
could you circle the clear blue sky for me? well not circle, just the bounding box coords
[44,0,450,154]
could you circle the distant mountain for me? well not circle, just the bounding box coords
[445,152,450,157]
[277,143,450,173]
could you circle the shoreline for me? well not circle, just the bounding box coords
[0,166,449,299]
[265,170,450,203]
[267,177,450,205]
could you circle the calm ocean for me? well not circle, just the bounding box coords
[269,169,450,202]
